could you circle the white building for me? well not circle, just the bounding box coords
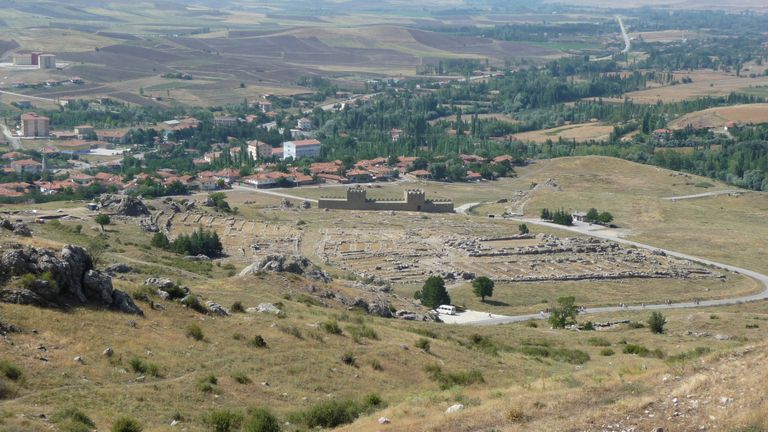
[283,139,321,160]
[296,117,313,131]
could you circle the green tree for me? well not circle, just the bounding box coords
[586,208,599,222]
[549,296,578,329]
[597,212,614,224]
[151,232,170,249]
[518,223,529,234]
[417,276,450,309]
[471,276,494,302]
[648,311,666,334]
[95,214,111,231]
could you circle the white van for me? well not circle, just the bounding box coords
[435,305,456,315]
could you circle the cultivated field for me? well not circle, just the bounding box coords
[511,123,614,143]
[668,103,768,129]
[601,68,768,104]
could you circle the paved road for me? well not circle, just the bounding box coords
[663,190,743,201]
[231,185,318,203]
[618,16,631,54]
[1,124,21,150]
[0,89,57,103]
[448,213,768,325]
[455,202,480,215]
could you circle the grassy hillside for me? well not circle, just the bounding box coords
[1,156,767,431]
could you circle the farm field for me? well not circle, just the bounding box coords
[511,122,614,143]
[668,103,768,129]
[601,69,768,104]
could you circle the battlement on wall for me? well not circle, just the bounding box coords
[318,187,453,213]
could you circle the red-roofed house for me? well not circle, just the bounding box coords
[10,159,43,175]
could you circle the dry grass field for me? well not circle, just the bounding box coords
[669,103,768,129]
[511,123,614,143]
[600,69,768,104]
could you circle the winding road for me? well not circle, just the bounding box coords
[447,207,768,325]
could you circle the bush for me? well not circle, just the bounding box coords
[250,335,268,348]
[52,408,96,429]
[424,364,485,390]
[0,379,17,400]
[415,338,431,352]
[586,337,611,347]
[232,371,252,384]
[290,399,364,428]
[112,417,142,432]
[198,374,219,393]
[203,409,243,432]
[128,357,160,377]
[347,324,378,342]
[321,320,342,335]
[243,407,281,432]
[623,344,665,359]
[363,393,385,409]
[648,311,666,334]
[150,232,170,249]
[186,324,204,341]
[181,295,208,314]
[370,359,383,371]
[0,360,22,381]
[340,352,357,366]
[627,321,645,329]
[600,348,615,356]
[467,334,500,356]
[667,346,711,362]
[231,301,245,313]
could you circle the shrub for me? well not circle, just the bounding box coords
[370,359,383,371]
[20,271,57,291]
[289,399,364,428]
[628,321,645,329]
[506,406,528,423]
[746,323,759,329]
[0,379,17,399]
[181,295,208,314]
[581,321,595,331]
[243,407,281,432]
[321,320,342,335]
[250,335,268,348]
[162,284,187,300]
[648,311,666,334]
[600,348,615,356]
[278,325,302,339]
[203,409,243,432]
[623,344,665,359]
[198,374,219,393]
[232,371,252,384]
[347,324,378,342]
[0,360,22,381]
[467,334,500,356]
[186,324,204,341]
[525,321,538,328]
[128,357,160,377]
[415,338,431,352]
[424,364,484,390]
[231,301,245,313]
[233,333,245,341]
[112,417,142,432]
[586,337,611,347]
[340,352,357,367]
[52,408,96,429]
[363,393,385,409]
[667,346,711,362]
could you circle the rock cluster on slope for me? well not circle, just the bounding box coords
[239,254,331,283]
[97,194,150,216]
[0,243,143,315]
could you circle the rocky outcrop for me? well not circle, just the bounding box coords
[1,218,32,237]
[239,254,331,283]
[97,194,150,217]
[0,244,143,315]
